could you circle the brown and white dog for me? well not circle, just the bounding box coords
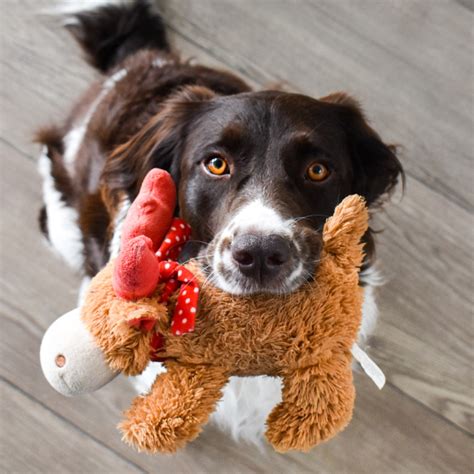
[38,0,403,444]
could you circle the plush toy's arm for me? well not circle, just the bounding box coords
[265,351,355,452]
[119,361,229,453]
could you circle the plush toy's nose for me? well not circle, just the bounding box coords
[231,234,291,283]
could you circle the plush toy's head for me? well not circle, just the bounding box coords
[40,168,374,454]
[40,308,117,396]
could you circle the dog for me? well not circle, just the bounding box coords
[37,0,403,444]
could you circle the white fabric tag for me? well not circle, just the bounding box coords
[351,343,386,389]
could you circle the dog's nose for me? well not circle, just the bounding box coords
[231,234,291,282]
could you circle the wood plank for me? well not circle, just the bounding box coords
[0,379,143,474]
[0,0,98,161]
[373,182,473,433]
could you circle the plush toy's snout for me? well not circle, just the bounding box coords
[40,308,118,396]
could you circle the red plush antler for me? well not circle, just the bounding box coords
[113,169,177,299]
[112,169,200,336]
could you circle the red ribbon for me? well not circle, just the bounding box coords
[155,218,192,261]
[154,218,200,335]
[157,260,199,336]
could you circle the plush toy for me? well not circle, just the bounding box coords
[40,169,384,454]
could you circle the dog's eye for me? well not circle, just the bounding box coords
[205,156,230,176]
[306,162,330,182]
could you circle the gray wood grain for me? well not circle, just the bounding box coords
[1,0,473,472]
[0,380,143,474]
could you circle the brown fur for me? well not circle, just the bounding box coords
[81,195,368,453]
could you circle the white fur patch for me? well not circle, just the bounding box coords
[42,0,129,15]
[38,148,85,272]
[211,376,282,446]
[131,362,167,394]
[358,267,383,343]
[228,199,292,237]
[77,276,92,306]
[63,68,128,176]
[63,126,87,175]
[109,197,131,259]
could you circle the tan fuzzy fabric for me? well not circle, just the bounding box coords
[81,194,368,453]
[81,264,168,376]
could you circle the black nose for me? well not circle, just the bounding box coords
[231,234,291,282]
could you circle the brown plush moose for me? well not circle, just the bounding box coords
[75,191,369,454]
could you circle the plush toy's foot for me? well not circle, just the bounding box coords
[265,363,355,453]
[121,168,176,251]
[119,362,228,453]
[265,404,329,452]
[113,236,160,300]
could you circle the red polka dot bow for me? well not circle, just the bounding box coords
[157,261,199,335]
[155,218,192,261]
[155,218,200,336]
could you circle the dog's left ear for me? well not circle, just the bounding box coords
[321,92,404,206]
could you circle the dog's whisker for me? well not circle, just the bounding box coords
[186,239,209,246]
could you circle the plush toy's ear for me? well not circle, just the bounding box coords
[322,194,368,265]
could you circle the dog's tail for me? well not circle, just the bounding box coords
[62,0,169,73]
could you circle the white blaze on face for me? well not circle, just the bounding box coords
[227,199,293,237]
[211,198,301,294]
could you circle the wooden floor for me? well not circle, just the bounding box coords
[1,0,473,472]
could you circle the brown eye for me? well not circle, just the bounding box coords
[205,156,229,176]
[307,162,330,182]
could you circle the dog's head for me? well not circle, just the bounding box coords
[105,87,402,295]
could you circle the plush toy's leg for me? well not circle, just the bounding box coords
[119,362,229,453]
[265,353,355,453]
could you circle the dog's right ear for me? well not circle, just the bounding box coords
[102,85,216,210]
[320,92,404,207]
